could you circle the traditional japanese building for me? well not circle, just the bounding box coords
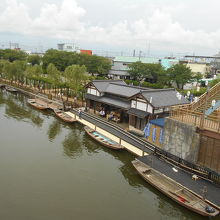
[85,80,189,132]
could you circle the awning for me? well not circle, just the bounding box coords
[127,108,150,118]
[85,93,130,109]
[149,118,165,127]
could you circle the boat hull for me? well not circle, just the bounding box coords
[5,86,17,93]
[84,126,124,150]
[54,109,76,123]
[27,99,48,110]
[132,159,219,217]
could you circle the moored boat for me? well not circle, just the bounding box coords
[27,99,48,110]
[132,159,219,217]
[54,109,76,123]
[5,86,17,93]
[84,126,124,150]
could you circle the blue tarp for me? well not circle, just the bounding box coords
[152,128,157,142]
[159,129,163,144]
[143,123,151,138]
[149,118,165,128]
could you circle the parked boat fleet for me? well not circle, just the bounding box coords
[1,86,219,217]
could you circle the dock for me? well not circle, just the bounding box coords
[137,155,220,209]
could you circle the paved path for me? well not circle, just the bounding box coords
[138,155,220,208]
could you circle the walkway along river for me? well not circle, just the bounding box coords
[0,89,219,220]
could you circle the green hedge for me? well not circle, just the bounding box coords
[125,80,164,89]
[178,87,206,96]
[141,81,164,89]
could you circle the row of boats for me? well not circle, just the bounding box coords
[25,97,219,217]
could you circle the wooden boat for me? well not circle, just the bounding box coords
[84,126,124,150]
[27,99,48,110]
[132,159,219,217]
[5,86,17,93]
[54,109,76,123]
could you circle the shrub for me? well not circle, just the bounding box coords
[141,81,164,89]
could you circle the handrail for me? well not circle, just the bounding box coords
[71,109,156,152]
[205,100,220,116]
[191,81,220,111]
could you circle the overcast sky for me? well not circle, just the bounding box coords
[0,0,220,56]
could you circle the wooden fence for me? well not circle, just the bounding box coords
[170,108,220,133]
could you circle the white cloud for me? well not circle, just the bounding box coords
[1,0,220,54]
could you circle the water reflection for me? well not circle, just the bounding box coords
[0,90,44,127]
[62,128,84,158]
[47,119,62,141]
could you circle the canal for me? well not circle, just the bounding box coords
[0,89,218,220]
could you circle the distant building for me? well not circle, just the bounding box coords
[108,56,159,79]
[186,63,211,77]
[57,43,80,53]
[160,58,179,69]
[80,49,92,55]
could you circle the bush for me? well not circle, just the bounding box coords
[94,75,108,80]
[125,80,140,86]
[209,79,220,88]
[178,87,206,97]
[141,81,164,89]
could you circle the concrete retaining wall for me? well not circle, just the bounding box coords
[66,111,147,156]
[163,118,200,163]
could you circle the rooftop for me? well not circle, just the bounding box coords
[89,80,189,108]
[114,56,159,64]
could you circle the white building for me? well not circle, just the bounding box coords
[57,43,80,53]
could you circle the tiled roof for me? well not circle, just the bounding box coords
[89,80,189,108]
[105,83,142,98]
[92,80,126,92]
[141,89,189,108]
[127,108,150,118]
[85,93,130,109]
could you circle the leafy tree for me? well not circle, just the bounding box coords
[42,49,79,71]
[42,49,111,75]
[128,61,147,81]
[166,64,194,89]
[0,49,27,62]
[46,63,61,95]
[64,65,88,97]
[85,55,111,76]
[27,55,41,65]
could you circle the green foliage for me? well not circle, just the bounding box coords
[208,79,220,88]
[2,60,26,82]
[64,65,88,95]
[94,75,108,80]
[85,55,111,75]
[179,87,207,96]
[25,65,43,80]
[47,63,60,83]
[42,49,111,75]
[0,49,27,62]
[141,81,164,89]
[128,61,146,81]
[27,55,41,65]
[166,64,193,89]
[128,62,165,82]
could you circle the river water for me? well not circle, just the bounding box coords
[0,89,219,220]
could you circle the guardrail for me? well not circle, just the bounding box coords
[71,109,156,153]
[170,108,220,132]
[154,147,220,185]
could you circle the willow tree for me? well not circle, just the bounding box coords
[46,63,61,96]
[64,65,88,101]
[24,64,43,89]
